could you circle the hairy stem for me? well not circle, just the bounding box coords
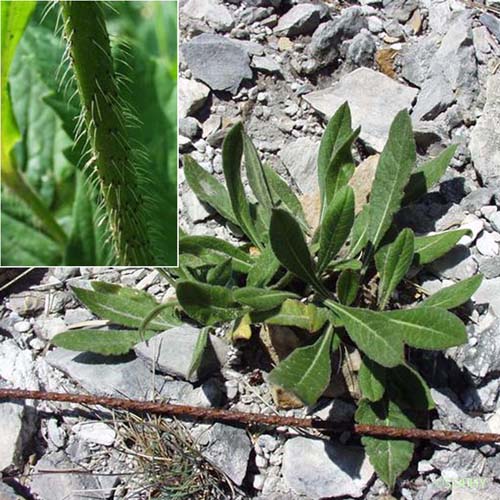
[60,1,152,265]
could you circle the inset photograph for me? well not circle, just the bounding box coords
[1,1,178,266]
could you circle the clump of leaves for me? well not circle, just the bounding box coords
[53,103,482,490]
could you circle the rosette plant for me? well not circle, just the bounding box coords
[54,103,482,489]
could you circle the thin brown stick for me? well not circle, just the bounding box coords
[1,388,499,444]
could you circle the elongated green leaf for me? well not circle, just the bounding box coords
[263,164,308,231]
[386,306,466,349]
[234,288,299,311]
[325,301,404,367]
[336,269,360,306]
[243,132,273,210]
[414,229,470,265]
[1,0,36,152]
[403,145,457,205]
[246,246,281,287]
[52,329,158,356]
[251,299,329,333]
[179,235,253,273]
[222,123,261,247]
[423,275,483,309]
[268,327,334,406]
[187,327,209,379]
[375,228,415,309]
[1,202,62,266]
[176,280,244,325]
[206,258,233,286]
[318,186,355,272]
[73,282,181,330]
[387,364,434,410]
[183,155,238,225]
[318,102,353,204]
[65,172,109,266]
[322,128,360,212]
[348,206,370,259]
[368,111,416,249]
[332,259,362,272]
[359,357,386,402]
[356,399,415,489]
[269,209,326,294]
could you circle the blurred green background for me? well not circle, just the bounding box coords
[1,1,178,266]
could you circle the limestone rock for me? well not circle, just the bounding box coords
[304,68,417,152]
[181,34,253,94]
[282,437,374,498]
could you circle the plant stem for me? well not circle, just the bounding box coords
[60,1,152,265]
[2,388,499,445]
[2,155,67,246]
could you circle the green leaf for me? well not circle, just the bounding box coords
[187,327,209,379]
[375,228,415,309]
[1,200,62,266]
[325,301,404,368]
[332,259,362,272]
[422,275,483,309]
[64,172,109,266]
[387,364,434,410]
[403,145,457,205]
[176,280,244,326]
[322,128,360,212]
[52,329,158,356]
[348,206,370,259]
[318,186,355,273]
[222,123,261,247]
[268,327,334,406]
[73,282,181,330]
[246,246,281,287]
[336,269,360,306]
[183,155,238,225]
[386,306,467,349]
[251,299,329,333]
[263,164,308,231]
[243,132,273,210]
[234,288,299,311]
[179,235,253,274]
[368,111,416,249]
[356,399,415,489]
[318,103,353,207]
[206,258,233,286]
[414,229,470,265]
[359,357,386,402]
[1,0,36,153]
[269,208,326,294]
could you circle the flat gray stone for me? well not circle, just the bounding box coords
[282,437,374,499]
[0,482,23,500]
[383,0,419,23]
[429,245,478,281]
[304,68,417,152]
[400,35,439,88]
[178,77,210,118]
[46,348,191,400]
[274,4,323,36]
[470,72,500,189]
[279,136,319,195]
[473,277,500,317]
[181,0,234,32]
[480,12,500,43]
[203,423,252,485]
[478,255,500,279]
[31,451,105,500]
[309,7,367,66]
[181,34,253,94]
[134,325,228,382]
[0,399,35,471]
[252,55,281,74]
